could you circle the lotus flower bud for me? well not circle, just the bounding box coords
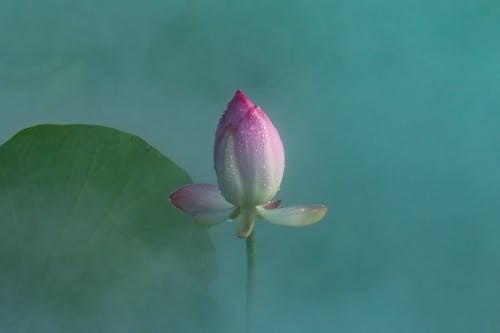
[214,90,285,208]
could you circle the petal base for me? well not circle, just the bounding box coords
[237,208,256,238]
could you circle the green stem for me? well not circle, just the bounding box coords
[246,228,256,333]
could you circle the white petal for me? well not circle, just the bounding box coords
[169,184,235,225]
[214,125,244,206]
[257,204,327,227]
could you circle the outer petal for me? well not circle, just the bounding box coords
[256,204,327,227]
[169,184,235,225]
[214,91,257,206]
[234,106,285,206]
[214,125,245,206]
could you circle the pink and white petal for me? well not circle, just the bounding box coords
[234,106,285,206]
[257,205,327,227]
[169,184,235,225]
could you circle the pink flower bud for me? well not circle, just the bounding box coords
[214,90,285,207]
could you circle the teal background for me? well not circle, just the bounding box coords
[1,0,499,332]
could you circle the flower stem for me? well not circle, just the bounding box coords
[245,228,256,332]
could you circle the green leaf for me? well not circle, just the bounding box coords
[0,124,217,332]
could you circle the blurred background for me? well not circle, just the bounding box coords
[1,0,499,332]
